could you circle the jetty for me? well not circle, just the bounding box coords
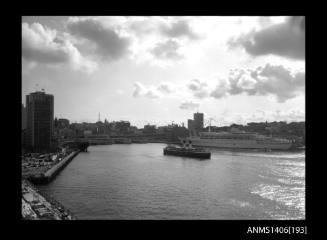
[28,150,79,184]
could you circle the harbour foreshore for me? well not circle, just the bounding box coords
[22,150,81,220]
[22,179,76,220]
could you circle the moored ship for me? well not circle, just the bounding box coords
[163,140,211,159]
[185,127,294,150]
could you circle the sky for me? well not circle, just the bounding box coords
[22,16,305,128]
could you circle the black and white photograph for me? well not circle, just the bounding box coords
[21,16,305,221]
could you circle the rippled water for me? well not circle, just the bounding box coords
[38,144,305,219]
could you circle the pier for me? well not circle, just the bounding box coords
[29,150,80,184]
[43,151,80,182]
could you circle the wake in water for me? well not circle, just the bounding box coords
[251,183,305,219]
[250,155,305,220]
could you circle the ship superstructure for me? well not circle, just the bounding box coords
[186,127,293,150]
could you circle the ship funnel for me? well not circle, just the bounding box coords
[180,139,186,148]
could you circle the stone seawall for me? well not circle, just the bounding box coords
[44,151,79,182]
[29,151,79,184]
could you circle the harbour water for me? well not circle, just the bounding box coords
[38,143,305,220]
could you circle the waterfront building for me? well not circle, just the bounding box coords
[169,125,188,142]
[58,118,70,128]
[193,112,204,132]
[156,126,166,134]
[54,118,71,140]
[129,126,142,135]
[26,91,54,151]
[143,124,156,134]
[22,104,27,130]
[83,130,92,136]
[187,119,194,130]
[115,121,131,134]
[58,128,75,139]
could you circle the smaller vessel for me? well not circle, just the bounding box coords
[163,140,211,159]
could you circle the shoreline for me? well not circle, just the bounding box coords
[86,142,305,152]
[22,150,81,220]
[22,179,76,220]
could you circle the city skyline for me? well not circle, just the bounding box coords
[22,16,305,128]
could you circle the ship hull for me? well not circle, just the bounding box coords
[163,148,211,159]
[187,137,292,150]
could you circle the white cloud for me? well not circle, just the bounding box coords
[210,78,229,99]
[187,79,210,99]
[159,19,200,40]
[61,16,206,68]
[246,109,305,122]
[211,108,305,126]
[212,64,305,102]
[131,63,304,103]
[128,17,161,36]
[66,18,131,61]
[237,74,257,90]
[150,39,183,60]
[179,101,200,110]
[132,81,186,99]
[22,22,97,73]
[157,82,176,94]
[228,16,305,60]
[127,17,200,40]
[133,82,161,99]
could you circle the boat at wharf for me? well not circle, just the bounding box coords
[163,139,211,159]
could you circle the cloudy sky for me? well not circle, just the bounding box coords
[22,16,305,128]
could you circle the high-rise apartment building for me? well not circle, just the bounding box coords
[26,91,54,151]
[187,119,194,130]
[193,112,204,131]
[22,104,27,130]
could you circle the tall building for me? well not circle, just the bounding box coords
[187,119,194,130]
[26,91,54,151]
[193,112,204,131]
[22,104,27,130]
